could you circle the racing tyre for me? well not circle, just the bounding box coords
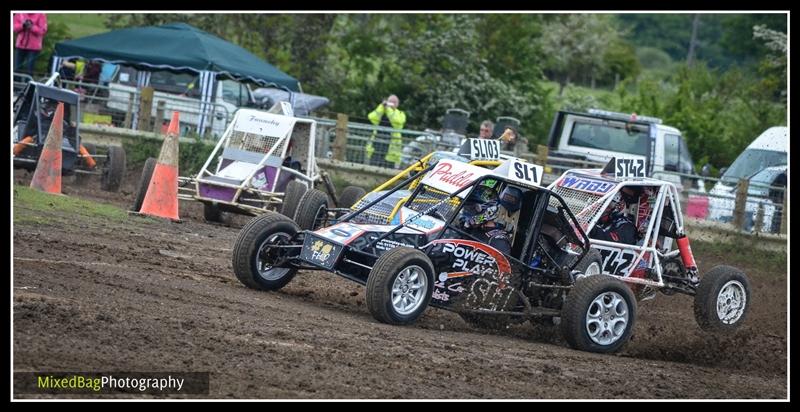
[366,247,435,325]
[561,275,637,353]
[131,157,157,212]
[572,249,603,277]
[693,265,751,332]
[203,203,226,224]
[280,180,307,218]
[101,145,126,192]
[232,211,299,291]
[74,142,96,185]
[294,188,329,231]
[338,186,367,209]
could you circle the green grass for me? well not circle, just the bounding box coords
[691,238,787,272]
[13,185,128,224]
[48,13,109,39]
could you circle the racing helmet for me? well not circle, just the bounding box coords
[466,179,498,203]
[601,192,627,223]
[499,186,523,213]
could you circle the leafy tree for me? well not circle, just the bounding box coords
[34,20,71,75]
[540,14,619,94]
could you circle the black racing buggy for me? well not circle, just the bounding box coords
[232,157,642,353]
[13,77,127,192]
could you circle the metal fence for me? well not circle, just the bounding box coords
[15,73,784,235]
[14,74,235,139]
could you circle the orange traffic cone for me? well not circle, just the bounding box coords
[30,103,64,194]
[138,111,181,221]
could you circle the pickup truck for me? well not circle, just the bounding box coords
[546,109,701,192]
[105,67,256,138]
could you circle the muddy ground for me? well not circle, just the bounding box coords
[12,167,788,399]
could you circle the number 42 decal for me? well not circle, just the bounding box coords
[599,248,635,275]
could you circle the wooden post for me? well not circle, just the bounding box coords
[137,86,154,132]
[754,202,765,234]
[732,178,750,231]
[123,93,134,129]
[332,113,349,161]
[155,100,166,135]
[780,192,787,235]
[536,144,550,173]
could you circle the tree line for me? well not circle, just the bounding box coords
[41,13,787,171]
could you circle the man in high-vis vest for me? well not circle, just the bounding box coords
[366,94,406,168]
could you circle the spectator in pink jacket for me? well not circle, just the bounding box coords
[14,13,48,76]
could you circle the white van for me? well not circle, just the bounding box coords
[106,67,256,138]
[546,109,699,190]
[707,126,788,232]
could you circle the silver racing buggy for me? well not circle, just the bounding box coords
[133,103,357,222]
[547,157,752,334]
[232,156,676,353]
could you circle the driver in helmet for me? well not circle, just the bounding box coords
[460,181,523,254]
[590,188,637,245]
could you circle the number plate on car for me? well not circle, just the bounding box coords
[300,234,343,270]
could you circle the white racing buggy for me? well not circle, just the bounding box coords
[547,157,752,334]
[291,138,513,233]
[231,155,677,354]
[133,103,351,222]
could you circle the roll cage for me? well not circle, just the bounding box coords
[283,162,592,284]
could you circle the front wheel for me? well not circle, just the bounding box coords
[561,275,637,353]
[694,265,751,332]
[293,188,329,231]
[366,248,435,325]
[101,145,126,192]
[232,211,299,291]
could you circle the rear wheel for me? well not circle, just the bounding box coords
[366,248,435,325]
[280,180,307,218]
[203,202,225,223]
[293,188,329,231]
[232,211,299,291]
[694,265,751,332]
[101,145,126,192]
[338,186,367,209]
[561,275,636,353]
[131,157,157,212]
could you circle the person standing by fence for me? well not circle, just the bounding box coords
[478,120,494,139]
[14,13,47,77]
[366,94,406,169]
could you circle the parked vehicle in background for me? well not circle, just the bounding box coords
[707,127,788,233]
[252,87,330,117]
[106,67,257,138]
[546,109,700,192]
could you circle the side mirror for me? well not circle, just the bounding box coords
[700,163,711,177]
[718,167,728,177]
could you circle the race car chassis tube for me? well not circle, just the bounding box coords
[339,163,435,224]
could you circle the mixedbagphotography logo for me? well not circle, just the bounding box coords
[14,372,210,395]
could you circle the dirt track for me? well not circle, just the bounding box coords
[12,168,788,399]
